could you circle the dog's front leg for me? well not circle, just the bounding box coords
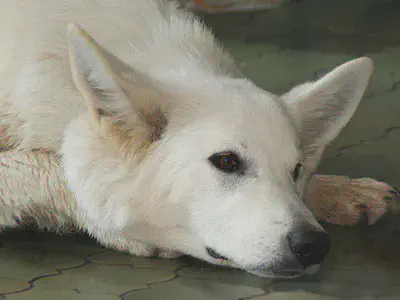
[92,229,183,259]
[0,150,75,230]
[98,235,182,258]
[304,174,399,226]
[0,150,181,259]
[95,235,157,257]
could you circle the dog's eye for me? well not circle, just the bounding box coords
[293,163,302,181]
[209,152,241,173]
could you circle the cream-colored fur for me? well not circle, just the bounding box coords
[0,0,396,278]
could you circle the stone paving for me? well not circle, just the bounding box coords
[1,0,400,299]
[1,219,400,299]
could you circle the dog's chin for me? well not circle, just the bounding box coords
[246,264,321,279]
[247,269,303,279]
[213,258,321,279]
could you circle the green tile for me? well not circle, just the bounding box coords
[177,265,271,287]
[0,278,30,294]
[34,264,176,295]
[319,129,400,185]
[122,277,266,300]
[6,289,119,300]
[0,243,98,280]
[89,251,186,270]
[202,12,255,40]
[251,291,360,300]
[270,267,400,299]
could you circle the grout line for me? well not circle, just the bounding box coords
[118,264,188,299]
[0,251,98,297]
[0,277,35,297]
[335,126,400,158]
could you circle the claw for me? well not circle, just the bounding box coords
[357,204,369,225]
[389,187,400,197]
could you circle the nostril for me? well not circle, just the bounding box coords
[206,247,229,261]
[288,230,331,268]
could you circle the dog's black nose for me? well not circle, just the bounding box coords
[288,229,331,268]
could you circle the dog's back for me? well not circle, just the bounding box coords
[0,0,236,150]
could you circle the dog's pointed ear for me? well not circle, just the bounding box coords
[67,23,165,142]
[282,57,373,168]
[67,23,130,121]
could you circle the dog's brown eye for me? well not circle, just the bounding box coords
[209,152,241,173]
[293,163,302,181]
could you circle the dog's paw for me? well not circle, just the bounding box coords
[115,240,157,257]
[157,248,183,259]
[113,241,182,259]
[308,175,400,226]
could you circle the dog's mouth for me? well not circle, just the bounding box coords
[206,247,229,261]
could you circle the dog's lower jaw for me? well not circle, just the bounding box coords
[249,271,302,279]
[235,265,321,279]
[246,264,320,279]
[304,264,321,275]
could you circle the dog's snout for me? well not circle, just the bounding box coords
[288,229,331,268]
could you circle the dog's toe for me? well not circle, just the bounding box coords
[157,248,183,259]
[115,240,157,257]
[328,177,395,226]
[312,176,397,226]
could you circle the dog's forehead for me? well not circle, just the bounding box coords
[189,89,298,150]
[235,98,298,156]
[218,91,296,139]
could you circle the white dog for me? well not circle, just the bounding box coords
[0,0,396,278]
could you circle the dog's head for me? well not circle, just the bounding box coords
[62,24,373,278]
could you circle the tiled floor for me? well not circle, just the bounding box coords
[2,0,400,299]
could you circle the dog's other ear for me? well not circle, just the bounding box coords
[282,57,373,169]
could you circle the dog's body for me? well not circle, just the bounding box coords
[0,0,395,278]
